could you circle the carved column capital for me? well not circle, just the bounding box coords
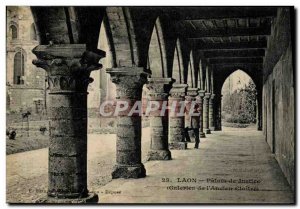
[169,83,188,99]
[31,44,105,202]
[204,92,211,100]
[198,90,206,98]
[186,88,199,101]
[32,44,105,93]
[106,67,149,100]
[146,77,175,100]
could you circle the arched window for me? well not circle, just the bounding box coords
[13,51,25,85]
[30,23,37,40]
[9,25,18,40]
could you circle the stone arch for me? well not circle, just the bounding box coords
[198,59,205,89]
[30,6,159,69]
[31,7,74,45]
[220,69,256,93]
[74,7,106,50]
[172,39,185,84]
[215,67,261,96]
[30,6,106,51]
[179,41,191,84]
[155,14,178,78]
[220,69,259,128]
[9,22,18,39]
[213,66,263,131]
[147,17,168,77]
[98,19,116,101]
[105,7,139,67]
[87,19,116,134]
[203,62,211,92]
[100,13,117,68]
[186,50,196,87]
[14,47,27,61]
[13,48,26,85]
[105,7,158,68]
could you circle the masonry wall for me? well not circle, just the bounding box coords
[6,6,46,112]
[262,7,294,190]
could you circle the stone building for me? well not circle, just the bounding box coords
[6,6,47,114]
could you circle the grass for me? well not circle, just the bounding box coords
[6,132,49,155]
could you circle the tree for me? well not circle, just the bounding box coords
[222,80,257,124]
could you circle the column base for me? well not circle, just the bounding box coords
[112,164,146,179]
[209,126,215,131]
[205,129,211,134]
[169,142,187,150]
[200,132,206,138]
[147,150,172,161]
[36,193,98,204]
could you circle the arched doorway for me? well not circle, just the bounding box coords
[221,70,258,130]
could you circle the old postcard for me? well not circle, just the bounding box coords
[6,6,295,204]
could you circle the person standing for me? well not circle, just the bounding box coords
[191,103,200,149]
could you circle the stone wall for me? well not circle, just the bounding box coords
[7,87,45,112]
[262,7,294,190]
[7,6,46,112]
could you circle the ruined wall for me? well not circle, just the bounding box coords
[262,7,294,190]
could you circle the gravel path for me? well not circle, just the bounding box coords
[6,128,151,203]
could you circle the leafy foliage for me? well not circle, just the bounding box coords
[222,80,257,124]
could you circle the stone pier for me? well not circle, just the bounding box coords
[32,44,105,203]
[209,93,215,131]
[169,83,188,149]
[198,90,206,138]
[214,94,222,131]
[203,92,211,134]
[146,77,174,160]
[106,67,148,179]
[185,88,199,143]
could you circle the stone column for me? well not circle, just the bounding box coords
[32,44,105,203]
[185,88,199,142]
[215,94,222,131]
[209,93,215,131]
[146,77,174,161]
[203,92,211,134]
[106,67,148,179]
[198,90,206,137]
[169,83,188,149]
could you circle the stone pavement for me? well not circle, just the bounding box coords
[98,127,294,204]
[6,127,294,204]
